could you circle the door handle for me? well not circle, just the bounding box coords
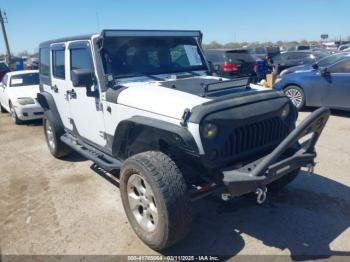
[66,89,77,99]
[51,85,58,93]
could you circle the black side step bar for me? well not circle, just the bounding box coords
[61,133,122,172]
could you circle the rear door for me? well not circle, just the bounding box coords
[50,43,72,129]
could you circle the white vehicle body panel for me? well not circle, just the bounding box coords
[116,81,210,120]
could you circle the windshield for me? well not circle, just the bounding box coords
[10,73,39,87]
[317,53,350,67]
[101,37,207,78]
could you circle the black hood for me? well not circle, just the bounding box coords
[159,77,252,98]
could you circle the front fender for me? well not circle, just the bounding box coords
[111,116,199,160]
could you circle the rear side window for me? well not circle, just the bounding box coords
[52,50,65,79]
[39,47,50,76]
[71,48,93,71]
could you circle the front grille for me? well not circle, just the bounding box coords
[220,117,289,157]
[34,112,44,116]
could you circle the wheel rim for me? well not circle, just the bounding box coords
[127,174,158,232]
[285,88,303,107]
[45,120,56,151]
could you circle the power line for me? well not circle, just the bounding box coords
[0,9,11,64]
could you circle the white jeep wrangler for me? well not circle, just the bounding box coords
[37,30,330,250]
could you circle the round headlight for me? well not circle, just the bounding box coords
[202,123,219,139]
[280,103,290,119]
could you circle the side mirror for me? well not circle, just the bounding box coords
[71,69,98,98]
[71,69,93,88]
[321,67,330,76]
[312,63,319,70]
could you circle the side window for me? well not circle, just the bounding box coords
[329,59,350,73]
[39,47,50,76]
[70,48,93,71]
[52,49,65,79]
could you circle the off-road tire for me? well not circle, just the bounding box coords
[0,102,6,113]
[120,151,192,250]
[268,168,300,192]
[284,85,305,110]
[43,110,72,158]
[9,102,22,125]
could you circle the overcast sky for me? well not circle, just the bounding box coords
[0,0,349,53]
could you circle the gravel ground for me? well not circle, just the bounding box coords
[0,109,350,260]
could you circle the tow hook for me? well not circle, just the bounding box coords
[306,163,315,175]
[255,187,267,204]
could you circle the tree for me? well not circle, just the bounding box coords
[203,41,223,49]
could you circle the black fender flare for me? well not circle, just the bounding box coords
[110,116,199,159]
[37,91,64,128]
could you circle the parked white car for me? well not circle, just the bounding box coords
[0,70,43,124]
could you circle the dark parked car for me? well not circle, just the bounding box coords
[248,46,280,59]
[205,49,268,80]
[273,56,350,111]
[272,51,328,74]
[0,62,10,81]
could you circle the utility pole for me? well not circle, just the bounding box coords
[0,9,11,65]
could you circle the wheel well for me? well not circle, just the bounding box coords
[111,118,199,160]
[283,84,303,92]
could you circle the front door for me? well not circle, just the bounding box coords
[325,59,350,109]
[66,41,106,147]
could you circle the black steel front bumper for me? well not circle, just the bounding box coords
[222,107,330,197]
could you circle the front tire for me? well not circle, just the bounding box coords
[43,111,72,158]
[9,102,22,125]
[284,85,305,110]
[120,151,192,250]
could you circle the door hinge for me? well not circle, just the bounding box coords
[180,108,191,127]
[99,131,107,139]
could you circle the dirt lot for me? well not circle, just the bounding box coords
[0,110,350,260]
